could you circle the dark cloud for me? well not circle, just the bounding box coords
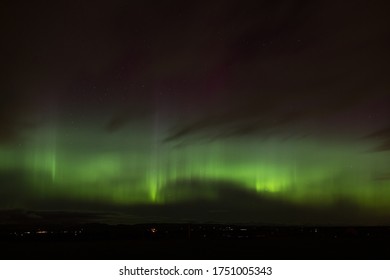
[373,173,390,181]
[372,140,390,152]
[163,92,383,143]
[366,127,390,139]
[365,126,390,152]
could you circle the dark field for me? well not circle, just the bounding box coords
[1,224,389,259]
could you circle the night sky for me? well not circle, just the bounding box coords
[1,0,390,225]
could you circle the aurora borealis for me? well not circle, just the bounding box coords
[1,1,390,225]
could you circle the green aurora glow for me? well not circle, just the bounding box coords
[1,120,389,216]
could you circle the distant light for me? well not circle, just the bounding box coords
[36,230,48,234]
[150,228,157,233]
